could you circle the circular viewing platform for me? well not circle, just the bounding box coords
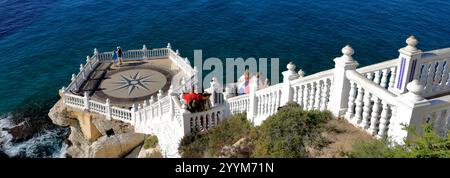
[75,56,190,108]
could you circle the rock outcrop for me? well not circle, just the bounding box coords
[89,132,145,158]
[219,137,252,158]
[48,99,144,158]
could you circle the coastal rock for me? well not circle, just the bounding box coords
[2,121,35,142]
[91,117,134,136]
[66,125,91,157]
[48,98,141,158]
[219,137,252,158]
[88,133,145,158]
[48,100,78,126]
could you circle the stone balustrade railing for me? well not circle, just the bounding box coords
[65,44,197,95]
[413,48,450,97]
[227,94,250,115]
[66,52,100,92]
[290,70,333,111]
[344,70,398,138]
[221,36,450,143]
[184,105,226,134]
[61,91,133,123]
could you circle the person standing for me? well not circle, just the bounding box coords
[117,46,123,65]
[112,48,118,67]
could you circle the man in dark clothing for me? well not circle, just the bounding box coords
[117,46,123,65]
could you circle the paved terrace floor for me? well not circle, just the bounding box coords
[79,58,188,108]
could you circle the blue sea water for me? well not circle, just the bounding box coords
[1,0,450,114]
[1,0,450,157]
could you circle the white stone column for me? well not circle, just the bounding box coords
[142,44,148,60]
[329,45,359,117]
[168,85,174,119]
[131,104,137,125]
[248,75,259,123]
[280,62,300,106]
[181,102,191,135]
[83,91,89,111]
[105,98,111,120]
[392,36,422,94]
[390,80,431,144]
[210,77,218,107]
[157,89,163,119]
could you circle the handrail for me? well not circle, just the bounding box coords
[346,70,398,105]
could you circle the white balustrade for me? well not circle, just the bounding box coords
[345,70,398,136]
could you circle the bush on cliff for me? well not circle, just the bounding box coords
[143,135,159,149]
[178,113,252,157]
[251,102,331,158]
[345,124,450,158]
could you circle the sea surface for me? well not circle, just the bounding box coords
[1,0,450,157]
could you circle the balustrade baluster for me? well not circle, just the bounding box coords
[361,88,373,130]
[442,60,450,88]
[388,67,396,90]
[353,85,364,125]
[373,71,381,85]
[303,85,309,110]
[308,83,316,110]
[313,82,321,110]
[345,81,357,120]
[380,69,389,89]
[425,62,435,91]
[434,62,444,87]
[369,97,381,135]
[293,86,298,103]
[320,80,330,111]
[298,86,304,107]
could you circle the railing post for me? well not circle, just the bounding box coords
[143,44,148,60]
[223,85,233,118]
[131,104,137,125]
[86,56,91,70]
[392,36,422,94]
[247,76,259,123]
[80,64,85,80]
[210,77,222,107]
[181,102,191,136]
[168,85,175,119]
[280,62,300,106]
[390,80,431,144]
[329,45,359,117]
[83,91,90,111]
[70,73,76,92]
[105,98,111,120]
[158,89,163,118]
[94,48,99,56]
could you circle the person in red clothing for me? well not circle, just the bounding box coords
[182,86,211,112]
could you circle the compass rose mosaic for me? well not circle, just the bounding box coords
[100,69,168,99]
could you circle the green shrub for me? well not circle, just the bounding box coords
[178,113,252,157]
[143,135,159,149]
[346,124,450,158]
[251,102,331,158]
[207,113,252,156]
[178,133,209,158]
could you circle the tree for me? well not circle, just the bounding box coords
[251,102,331,158]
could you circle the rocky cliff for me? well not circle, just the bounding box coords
[48,99,145,158]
